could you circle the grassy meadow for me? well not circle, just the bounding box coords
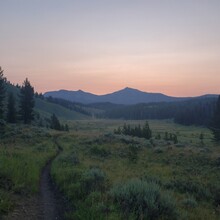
[51,120,220,220]
[0,124,58,215]
[0,119,219,219]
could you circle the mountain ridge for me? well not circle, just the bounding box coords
[44,87,218,105]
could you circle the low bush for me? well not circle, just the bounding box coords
[153,147,163,153]
[90,145,111,158]
[165,179,211,201]
[110,179,178,220]
[73,192,106,220]
[128,144,139,163]
[59,152,80,165]
[142,174,162,186]
[209,184,220,207]
[81,168,107,194]
[181,197,198,209]
[0,190,14,215]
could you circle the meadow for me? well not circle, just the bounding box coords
[51,120,220,219]
[0,119,219,219]
[0,124,58,215]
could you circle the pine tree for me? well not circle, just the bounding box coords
[142,121,152,139]
[199,133,204,144]
[210,95,220,141]
[173,134,178,144]
[50,113,61,130]
[19,78,35,124]
[65,124,69,132]
[123,123,128,135]
[0,67,6,119]
[7,93,17,123]
[135,124,142,137]
[164,132,169,141]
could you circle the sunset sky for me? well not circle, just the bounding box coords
[1,0,220,96]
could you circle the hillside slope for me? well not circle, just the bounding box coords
[35,99,89,120]
[5,83,89,120]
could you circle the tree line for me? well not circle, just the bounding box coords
[0,67,68,133]
[100,98,216,127]
[0,67,35,125]
[114,121,152,139]
[210,96,220,142]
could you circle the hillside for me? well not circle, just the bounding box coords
[5,83,90,120]
[35,99,89,120]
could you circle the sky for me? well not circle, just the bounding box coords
[0,0,220,96]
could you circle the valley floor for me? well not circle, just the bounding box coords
[1,120,220,219]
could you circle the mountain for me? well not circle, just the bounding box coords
[44,87,190,105]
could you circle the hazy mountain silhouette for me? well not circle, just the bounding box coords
[44,87,217,105]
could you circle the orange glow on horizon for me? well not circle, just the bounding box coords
[1,1,220,97]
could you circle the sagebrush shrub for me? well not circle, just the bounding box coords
[165,179,211,201]
[81,168,107,194]
[110,179,178,220]
[181,197,198,209]
[90,145,111,158]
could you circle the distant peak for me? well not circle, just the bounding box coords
[120,87,137,92]
[120,87,141,92]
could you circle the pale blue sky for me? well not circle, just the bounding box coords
[1,0,220,96]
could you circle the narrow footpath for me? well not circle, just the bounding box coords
[4,148,66,220]
[40,153,65,220]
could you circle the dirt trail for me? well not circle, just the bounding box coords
[4,148,66,220]
[40,154,64,220]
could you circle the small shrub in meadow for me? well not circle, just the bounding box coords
[110,179,178,220]
[0,174,14,191]
[165,179,211,201]
[90,145,111,158]
[0,190,14,214]
[181,197,198,209]
[128,144,139,163]
[59,152,80,165]
[216,157,220,166]
[153,147,163,154]
[81,168,107,194]
[209,185,220,207]
[155,133,161,140]
[142,174,162,186]
[73,192,106,220]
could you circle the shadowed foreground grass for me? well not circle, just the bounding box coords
[0,125,57,215]
[1,120,220,219]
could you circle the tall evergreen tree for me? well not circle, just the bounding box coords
[19,78,35,124]
[210,95,220,141]
[142,121,152,139]
[65,124,69,132]
[7,93,17,123]
[50,113,61,130]
[0,67,6,119]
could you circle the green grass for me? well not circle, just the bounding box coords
[0,124,57,216]
[51,119,220,219]
[35,98,90,120]
[5,83,90,121]
[1,119,220,219]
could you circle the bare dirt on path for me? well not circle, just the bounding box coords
[40,156,65,220]
[4,151,66,220]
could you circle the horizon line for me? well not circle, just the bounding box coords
[44,86,219,98]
